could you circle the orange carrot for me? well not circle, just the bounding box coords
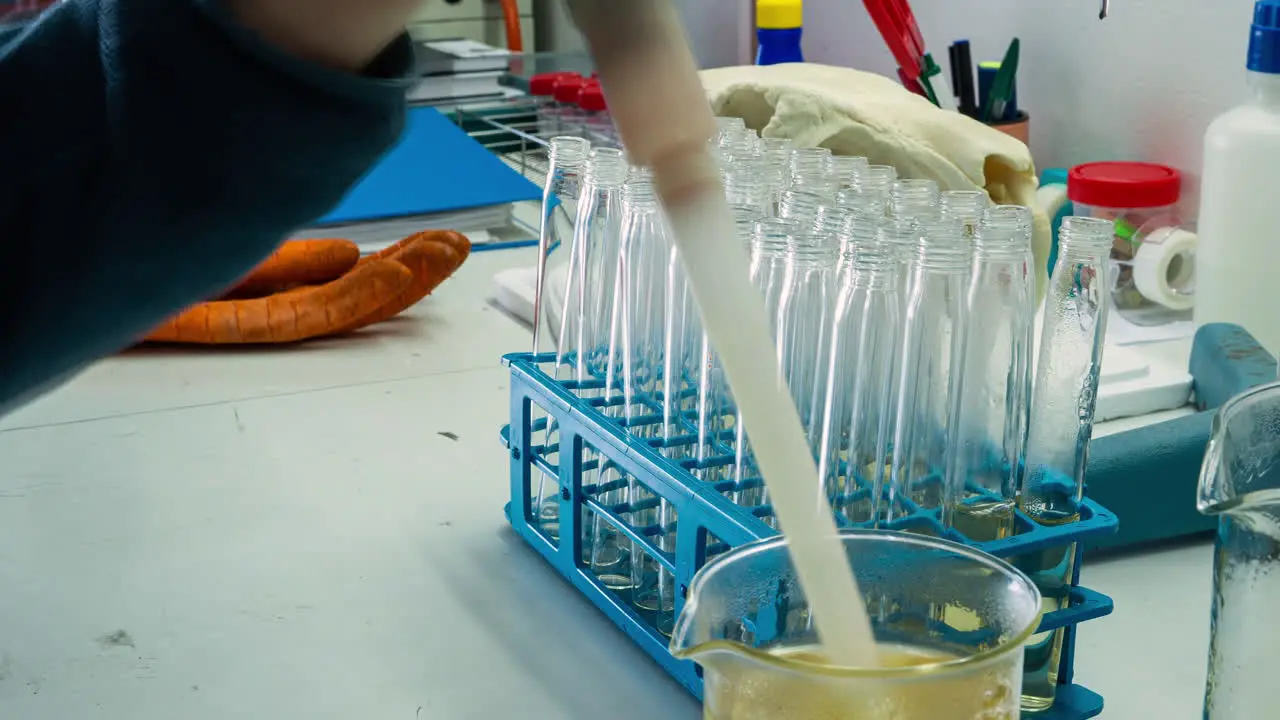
[358,230,472,266]
[146,259,412,344]
[229,238,360,296]
[334,236,464,334]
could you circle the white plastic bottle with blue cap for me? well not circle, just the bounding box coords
[1196,0,1280,352]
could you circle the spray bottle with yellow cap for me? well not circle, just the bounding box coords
[756,0,804,65]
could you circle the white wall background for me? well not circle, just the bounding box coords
[539,0,1259,212]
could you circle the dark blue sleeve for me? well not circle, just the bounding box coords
[0,0,413,414]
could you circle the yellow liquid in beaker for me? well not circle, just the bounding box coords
[703,644,1017,720]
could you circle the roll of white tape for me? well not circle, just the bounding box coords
[1133,227,1197,310]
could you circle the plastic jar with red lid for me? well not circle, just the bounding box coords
[576,81,618,147]
[1066,161,1195,326]
[529,72,580,136]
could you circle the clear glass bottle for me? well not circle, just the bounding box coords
[876,216,925,304]
[556,148,630,384]
[693,209,764,483]
[774,238,841,457]
[530,135,589,542]
[558,149,632,587]
[943,214,1034,542]
[850,164,898,199]
[834,187,887,219]
[889,178,942,221]
[939,190,991,237]
[535,136,591,355]
[778,189,826,227]
[723,162,773,215]
[886,233,970,522]
[1017,215,1114,711]
[789,146,833,179]
[817,242,901,523]
[831,155,870,187]
[732,219,799,509]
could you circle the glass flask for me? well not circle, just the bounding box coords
[817,241,900,523]
[886,230,970,521]
[1197,381,1280,720]
[1017,215,1113,710]
[671,531,1044,720]
[943,213,1034,542]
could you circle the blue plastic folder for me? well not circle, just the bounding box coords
[318,106,543,225]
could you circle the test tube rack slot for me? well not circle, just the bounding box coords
[500,352,1118,719]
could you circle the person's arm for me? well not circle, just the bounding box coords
[0,0,422,415]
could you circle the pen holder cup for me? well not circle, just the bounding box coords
[989,110,1030,145]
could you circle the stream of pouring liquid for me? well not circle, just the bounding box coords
[564,0,878,668]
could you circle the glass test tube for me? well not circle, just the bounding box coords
[943,211,1034,542]
[774,237,840,456]
[889,178,942,221]
[723,163,773,215]
[850,164,898,200]
[777,190,826,227]
[939,190,991,237]
[531,136,590,541]
[1017,215,1113,710]
[693,208,764,484]
[834,187,888,220]
[731,219,799,509]
[817,235,900,524]
[886,229,970,523]
[561,150,633,585]
[831,155,870,187]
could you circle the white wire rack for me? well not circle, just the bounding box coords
[451,96,620,189]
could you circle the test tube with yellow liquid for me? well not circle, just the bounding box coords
[1017,216,1113,709]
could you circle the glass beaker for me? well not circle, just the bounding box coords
[671,531,1043,720]
[1197,381,1280,720]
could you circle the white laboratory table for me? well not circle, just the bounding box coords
[0,247,1211,719]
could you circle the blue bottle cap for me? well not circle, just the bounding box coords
[1249,0,1280,74]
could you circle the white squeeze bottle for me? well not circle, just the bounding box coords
[1196,0,1280,352]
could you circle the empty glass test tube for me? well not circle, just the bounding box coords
[943,212,1035,542]
[834,187,887,219]
[831,155,870,187]
[731,219,800,508]
[817,235,900,523]
[774,237,841,454]
[939,190,991,237]
[850,164,898,199]
[886,228,970,521]
[1017,215,1113,711]
[723,162,773,216]
[692,208,764,483]
[555,148,629,385]
[889,178,942,221]
[531,135,589,541]
[777,190,826,227]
